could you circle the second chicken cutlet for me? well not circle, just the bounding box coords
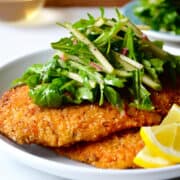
[56,129,143,169]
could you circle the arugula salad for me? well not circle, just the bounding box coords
[13,8,180,111]
[134,0,180,34]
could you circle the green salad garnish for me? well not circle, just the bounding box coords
[134,0,180,34]
[13,8,180,110]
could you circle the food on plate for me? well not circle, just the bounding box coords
[134,0,180,34]
[0,85,161,147]
[0,9,180,169]
[134,104,180,168]
[56,129,143,169]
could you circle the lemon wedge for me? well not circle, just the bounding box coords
[134,104,180,168]
[161,104,180,125]
[140,124,180,163]
[134,147,173,168]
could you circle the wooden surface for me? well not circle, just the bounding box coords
[45,0,131,7]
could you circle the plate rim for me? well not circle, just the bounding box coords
[1,134,180,177]
[0,49,180,179]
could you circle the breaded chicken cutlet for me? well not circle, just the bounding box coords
[56,129,143,169]
[0,85,161,147]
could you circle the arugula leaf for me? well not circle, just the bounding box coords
[123,27,136,60]
[29,83,63,108]
[130,70,153,111]
[104,86,123,108]
[52,38,95,64]
[94,20,126,51]
[73,19,95,31]
[100,7,105,18]
[150,58,164,73]
[131,84,154,111]
[75,87,94,103]
[12,64,42,87]
[142,58,165,81]
[104,74,126,88]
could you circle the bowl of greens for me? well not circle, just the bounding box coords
[122,0,180,42]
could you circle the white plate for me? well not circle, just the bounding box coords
[0,49,180,180]
[122,1,180,42]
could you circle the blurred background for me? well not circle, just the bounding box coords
[0,0,179,62]
[45,0,130,6]
[0,0,132,62]
[0,0,179,69]
[0,0,131,22]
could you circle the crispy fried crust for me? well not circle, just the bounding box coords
[56,130,143,169]
[0,86,161,147]
[151,79,180,116]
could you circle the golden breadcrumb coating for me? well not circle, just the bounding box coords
[150,79,180,116]
[56,130,143,169]
[0,86,161,147]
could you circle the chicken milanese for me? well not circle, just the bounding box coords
[0,8,180,171]
[56,129,143,169]
[0,85,162,147]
